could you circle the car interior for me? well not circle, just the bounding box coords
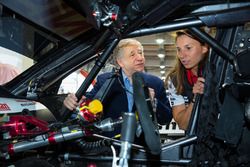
[1,0,250,166]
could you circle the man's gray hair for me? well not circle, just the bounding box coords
[114,38,143,60]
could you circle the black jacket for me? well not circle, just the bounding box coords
[86,70,172,136]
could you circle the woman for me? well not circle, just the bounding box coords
[166,29,209,130]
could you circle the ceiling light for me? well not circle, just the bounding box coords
[157,53,165,59]
[161,76,166,80]
[160,65,165,69]
[160,70,165,74]
[157,47,165,59]
[160,60,165,69]
[155,38,164,44]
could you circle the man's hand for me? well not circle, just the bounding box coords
[63,93,86,111]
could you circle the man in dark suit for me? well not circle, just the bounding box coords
[63,38,172,137]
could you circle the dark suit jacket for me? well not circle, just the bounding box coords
[86,70,172,136]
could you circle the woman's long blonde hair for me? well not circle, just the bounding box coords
[165,29,209,94]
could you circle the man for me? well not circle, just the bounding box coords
[63,38,172,137]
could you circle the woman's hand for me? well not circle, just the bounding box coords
[192,77,205,95]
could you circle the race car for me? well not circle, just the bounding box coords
[1,0,250,166]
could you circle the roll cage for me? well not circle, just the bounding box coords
[1,0,250,166]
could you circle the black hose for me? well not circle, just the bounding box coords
[75,138,111,154]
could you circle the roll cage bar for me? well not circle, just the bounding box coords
[56,2,250,166]
[2,1,250,166]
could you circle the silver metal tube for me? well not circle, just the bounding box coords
[10,129,85,154]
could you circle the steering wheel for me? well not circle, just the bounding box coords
[132,72,161,155]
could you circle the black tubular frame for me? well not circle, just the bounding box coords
[57,3,250,165]
[2,1,250,166]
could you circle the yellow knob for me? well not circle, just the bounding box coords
[88,99,103,115]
